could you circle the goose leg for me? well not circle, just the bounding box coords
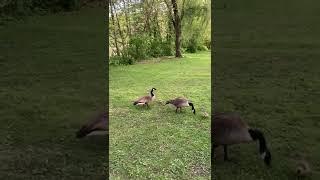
[223,145,229,161]
[176,108,178,113]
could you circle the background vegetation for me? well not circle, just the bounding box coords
[213,0,320,179]
[109,0,211,65]
[0,0,103,23]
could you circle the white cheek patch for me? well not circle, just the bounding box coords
[260,152,266,159]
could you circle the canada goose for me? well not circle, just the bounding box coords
[201,107,209,118]
[133,88,156,107]
[295,159,311,177]
[212,112,271,166]
[165,97,196,114]
[76,111,108,138]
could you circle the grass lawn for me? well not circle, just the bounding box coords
[213,0,320,179]
[0,8,107,179]
[109,52,211,179]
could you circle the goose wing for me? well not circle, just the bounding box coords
[134,95,151,105]
[172,98,189,107]
[213,112,250,145]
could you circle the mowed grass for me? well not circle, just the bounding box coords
[0,8,107,179]
[109,52,211,179]
[214,0,320,179]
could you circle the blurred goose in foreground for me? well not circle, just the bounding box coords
[76,111,108,138]
[212,112,271,166]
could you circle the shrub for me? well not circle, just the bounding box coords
[197,45,208,51]
[109,55,134,66]
[203,39,211,50]
[0,0,81,18]
[185,36,200,53]
[161,40,174,56]
[128,35,150,61]
[149,38,162,57]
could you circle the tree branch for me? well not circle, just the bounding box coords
[181,0,186,21]
[164,0,175,25]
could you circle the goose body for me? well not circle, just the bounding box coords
[133,88,156,107]
[213,112,271,166]
[165,97,196,114]
[76,111,108,138]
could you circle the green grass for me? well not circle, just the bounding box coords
[109,52,211,179]
[213,0,320,179]
[0,8,107,179]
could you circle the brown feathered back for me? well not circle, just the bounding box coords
[169,98,189,107]
[213,112,251,145]
[133,95,153,105]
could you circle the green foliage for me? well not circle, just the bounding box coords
[149,38,174,57]
[112,35,174,65]
[109,55,133,66]
[181,0,211,53]
[149,37,162,57]
[161,40,174,56]
[0,0,82,18]
[185,35,201,53]
[183,33,210,53]
[197,44,208,51]
[128,35,150,61]
[186,44,197,53]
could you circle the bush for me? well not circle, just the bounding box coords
[161,40,174,56]
[148,38,174,57]
[185,36,199,53]
[149,38,162,57]
[109,55,134,66]
[110,35,174,65]
[197,45,208,51]
[0,0,81,18]
[204,39,211,49]
[186,40,197,53]
[128,35,150,61]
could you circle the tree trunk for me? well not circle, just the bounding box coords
[174,21,182,57]
[112,1,126,53]
[171,0,182,58]
[122,0,131,37]
[109,1,120,56]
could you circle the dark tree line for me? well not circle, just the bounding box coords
[0,0,104,17]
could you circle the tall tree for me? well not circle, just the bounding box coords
[164,0,185,58]
[109,0,120,56]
